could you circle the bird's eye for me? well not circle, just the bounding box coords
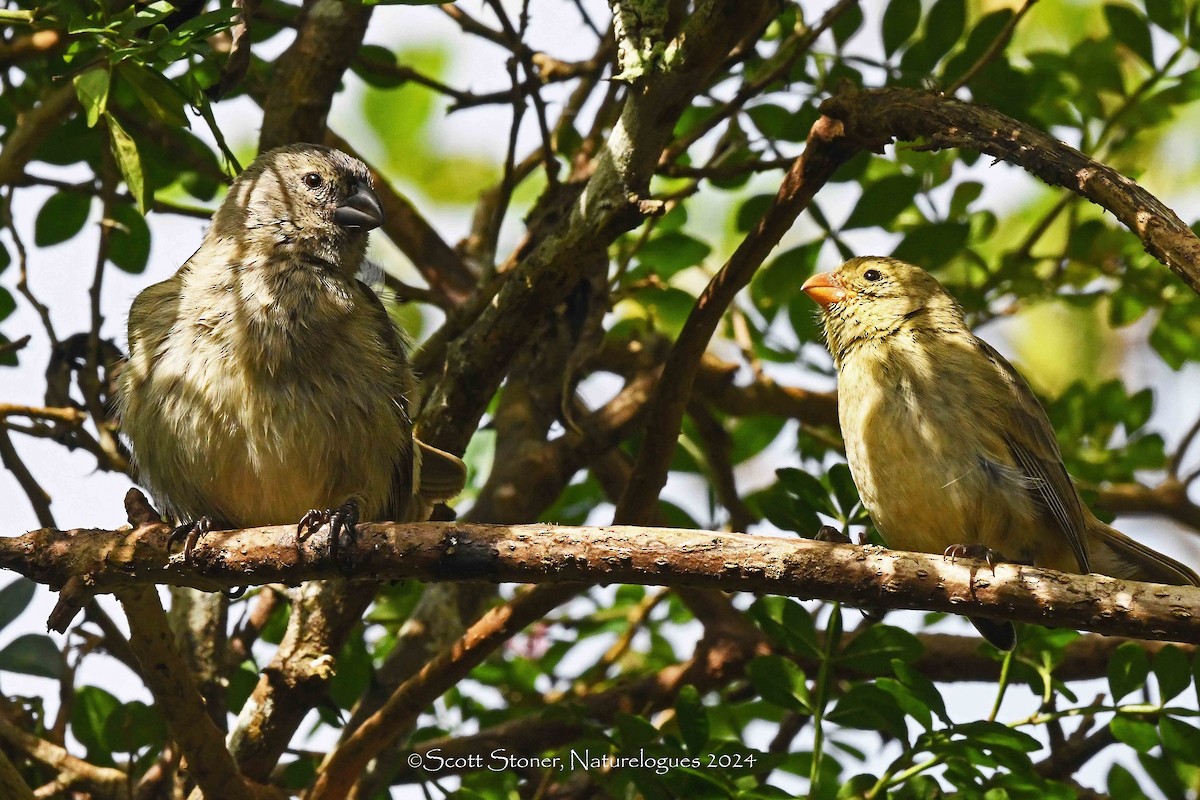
[303,172,324,189]
[863,268,882,282]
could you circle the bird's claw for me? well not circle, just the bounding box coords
[167,516,212,563]
[297,500,360,574]
[943,543,1006,570]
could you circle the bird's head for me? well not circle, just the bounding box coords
[802,256,965,363]
[212,143,384,276]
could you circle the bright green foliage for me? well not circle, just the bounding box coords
[3,0,1200,798]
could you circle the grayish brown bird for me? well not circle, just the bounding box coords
[117,143,465,556]
[803,256,1199,649]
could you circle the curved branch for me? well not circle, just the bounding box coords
[7,509,1200,644]
[819,87,1200,294]
[615,114,863,522]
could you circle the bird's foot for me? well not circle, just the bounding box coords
[815,525,853,544]
[167,518,244,598]
[298,500,360,574]
[943,543,1006,571]
[167,516,212,563]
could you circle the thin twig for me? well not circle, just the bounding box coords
[945,0,1039,94]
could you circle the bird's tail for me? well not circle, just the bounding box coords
[1089,521,1200,586]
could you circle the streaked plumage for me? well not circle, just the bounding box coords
[117,143,464,532]
[804,256,1198,648]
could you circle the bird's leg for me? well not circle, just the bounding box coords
[167,516,212,563]
[298,499,361,574]
[943,543,1007,571]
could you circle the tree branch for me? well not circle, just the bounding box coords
[615,113,867,522]
[819,87,1200,294]
[8,510,1200,644]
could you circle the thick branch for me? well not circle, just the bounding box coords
[616,113,865,521]
[258,0,371,149]
[419,0,778,455]
[0,710,124,800]
[114,587,256,800]
[819,87,1200,294]
[7,518,1200,644]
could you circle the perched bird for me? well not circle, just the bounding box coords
[117,143,465,560]
[803,256,1199,649]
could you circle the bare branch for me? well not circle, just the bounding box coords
[8,511,1200,644]
[616,114,862,522]
[819,87,1200,294]
[114,587,256,800]
[0,705,125,800]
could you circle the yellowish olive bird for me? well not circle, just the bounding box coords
[803,256,1199,648]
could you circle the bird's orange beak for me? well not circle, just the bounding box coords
[801,271,847,307]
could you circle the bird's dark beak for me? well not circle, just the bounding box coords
[334,183,384,231]
[802,271,848,307]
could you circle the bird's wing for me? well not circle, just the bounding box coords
[126,272,186,362]
[355,279,466,519]
[975,338,1091,573]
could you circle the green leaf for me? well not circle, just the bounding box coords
[106,113,148,213]
[1159,717,1200,764]
[746,655,810,712]
[837,625,922,674]
[0,634,62,678]
[1108,642,1150,701]
[827,462,861,520]
[735,194,776,233]
[892,658,949,724]
[117,63,189,127]
[875,676,932,730]
[72,686,121,765]
[892,222,970,269]
[1145,0,1184,31]
[0,578,35,631]
[1106,764,1145,798]
[1152,644,1190,702]
[34,191,92,246]
[953,720,1041,754]
[1139,751,1188,797]
[746,105,807,142]
[776,467,835,518]
[674,684,709,753]
[614,711,659,747]
[828,683,908,738]
[781,600,821,659]
[108,203,151,273]
[74,67,110,127]
[102,700,166,753]
[831,3,864,47]
[1104,3,1155,66]
[638,231,712,276]
[921,0,966,63]
[843,174,921,230]
[882,0,922,56]
[1110,715,1159,752]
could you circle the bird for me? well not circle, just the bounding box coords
[802,255,1199,649]
[116,143,465,564]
